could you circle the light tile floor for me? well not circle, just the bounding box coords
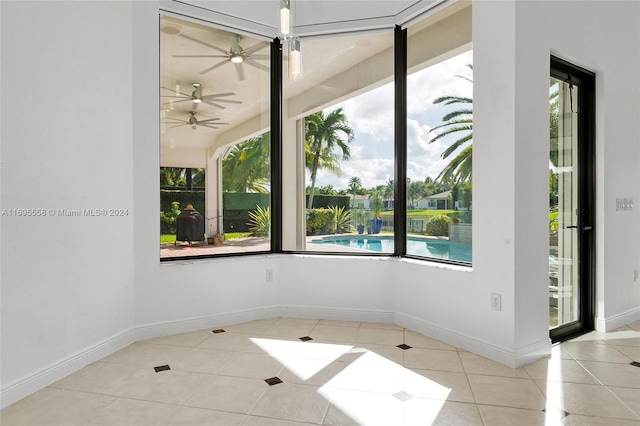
[2,318,639,425]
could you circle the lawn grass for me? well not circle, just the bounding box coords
[161,232,251,242]
[160,234,176,243]
[225,232,251,239]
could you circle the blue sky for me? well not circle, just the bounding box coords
[309,49,473,191]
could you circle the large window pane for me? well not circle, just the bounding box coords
[160,16,270,259]
[406,4,472,263]
[282,31,395,254]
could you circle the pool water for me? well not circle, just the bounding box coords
[311,235,472,263]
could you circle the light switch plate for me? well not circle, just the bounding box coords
[616,198,634,211]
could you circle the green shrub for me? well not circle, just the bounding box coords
[426,215,452,237]
[247,205,270,237]
[306,208,334,235]
[160,201,181,234]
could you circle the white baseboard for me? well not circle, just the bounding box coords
[0,328,135,409]
[596,306,640,332]
[394,312,551,368]
[135,305,282,342]
[280,305,395,324]
[2,305,552,409]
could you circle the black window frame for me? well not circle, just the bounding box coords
[160,17,473,267]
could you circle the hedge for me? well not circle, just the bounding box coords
[306,194,350,209]
[161,191,349,234]
[306,208,334,235]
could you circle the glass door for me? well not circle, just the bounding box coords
[549,57,595,342]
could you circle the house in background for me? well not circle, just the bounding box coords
[415,190,452,210]
[1,0,639,409]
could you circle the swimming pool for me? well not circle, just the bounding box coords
[311,235,472,262]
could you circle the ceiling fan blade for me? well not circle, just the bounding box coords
[179,34,228,54]
[161,98,193,106]
[199,118,225,123]
[202,100,226,109]
[243,41,269,55]
[204,98,242,104]
[245,59,270,73]
[160,87,191,97]
[199,124,221,129]
[249,54,270,61]
[202,92,236,98]
[200,59,230,74]
[172,55,228,58]
[235,62,245,81]
[164,117,188,123]
[170,123,189,128]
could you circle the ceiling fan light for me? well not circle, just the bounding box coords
[231,54,244,64]
[193,98,202,103]
[288,37,303,80]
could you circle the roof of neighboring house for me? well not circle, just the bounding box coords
[426,190,451,200]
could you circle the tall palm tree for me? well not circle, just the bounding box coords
[348,176,362,208]
[429,65,473,185]
[222,133,270,192]
[305,108,354,208]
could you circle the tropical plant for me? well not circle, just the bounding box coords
[330,205,354,233]
[348,176,362,207]
[305,108,354,208]
[223,133,270,193]
[369,189,384,219]
[160,167,186,187]
[383,179,394,205]
[429,64,473,185]
[354,207,367,225]
[247,205,270,237]
[192,168,205,187]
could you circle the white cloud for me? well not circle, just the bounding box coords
[308,49,473,191]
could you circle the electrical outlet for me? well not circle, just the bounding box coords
[265,268,273,282]
[491,293,502,311]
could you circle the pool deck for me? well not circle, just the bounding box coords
[160,233,379,258]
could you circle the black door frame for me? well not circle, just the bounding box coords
[549,56,596,343]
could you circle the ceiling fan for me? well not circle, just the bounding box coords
[161,83,242,110]
[165,111,228,130]
[174,34,269,81]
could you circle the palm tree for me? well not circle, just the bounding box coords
[160,167,186,187]
[429,65,473,185]
[305,108,354,208]
[222,133,270,192]
[348,176,362,208]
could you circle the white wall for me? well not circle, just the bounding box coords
[1,1,136,405]
[2,0,639,409]
[512,0,640,331]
